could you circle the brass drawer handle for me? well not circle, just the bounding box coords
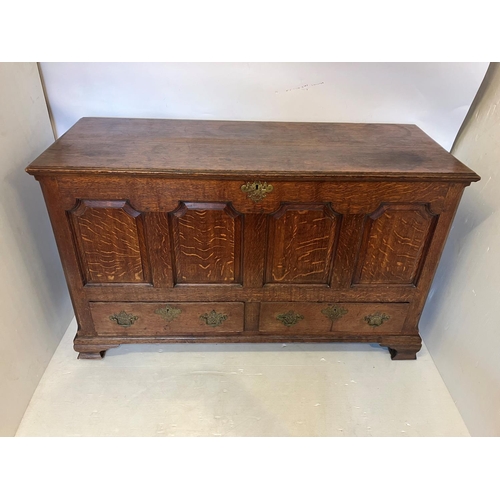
[109,310,139,328]
[276,310,304,327]
[241,181,273,202]
[321,305,348,321]
[200,310,228,327]
[365,312,390,327]
[155,305,182,322]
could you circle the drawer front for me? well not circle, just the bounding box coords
[90,302,244,335]
[259,302,409,334]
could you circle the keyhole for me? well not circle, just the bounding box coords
[255,183,259,189]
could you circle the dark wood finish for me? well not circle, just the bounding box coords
[353,203,437,286]
[242,213,267,288]
[144,212,174,288]
[27,118,479,182]
[265,204,340,285]
[69,200,151,285]
[170,202,242,284]
[76,344,118,360]
[25,118,480,360]
[329,214,366,289]
[90,301,244,335]
[49,176,453,214]
[259,302,409,334]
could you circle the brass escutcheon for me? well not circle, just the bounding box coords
[109,310,139,328]
[276,310,304,327]
[321,304,348,321]
[155,305,182,322]
[241,181,273,202]
[364,312,390,327]
[200,310,228,327]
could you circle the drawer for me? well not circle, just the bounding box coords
[259,302,409,334]
[90,302,244,335]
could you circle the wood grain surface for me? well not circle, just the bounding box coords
[69,200,150,284]
[25,118,480,360]
[265,204,339,284]
[26,118,480,182]
[354,203,437,285]
[259,302,409,334]
[90,301,244,335]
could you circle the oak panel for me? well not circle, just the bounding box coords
[266,204,340,285]
[354,204,437,286]
[69,200,150,284]
[170,202,242,284]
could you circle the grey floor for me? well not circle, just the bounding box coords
[16,318,469,437]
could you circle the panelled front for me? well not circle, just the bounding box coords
[58,177,452,337]
[27,119,479,359]
[61,178,447,293]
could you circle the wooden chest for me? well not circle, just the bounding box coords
[26,118,480,360]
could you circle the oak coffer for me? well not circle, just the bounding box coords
[26,118,480,360]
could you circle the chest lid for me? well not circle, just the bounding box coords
[26,117,480,182]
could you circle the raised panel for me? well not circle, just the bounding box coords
[69,200,150,284]
[170,202,242,284]
[354,204,437,286]
[265,203,340,285]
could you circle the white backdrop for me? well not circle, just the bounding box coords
[40,62,488,151]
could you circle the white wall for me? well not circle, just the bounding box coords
[40,62,488,150]
[0,63,73,436]
[420,63,500,436]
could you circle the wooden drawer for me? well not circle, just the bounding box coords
[259,302,409,334]
[90,302,244,335]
